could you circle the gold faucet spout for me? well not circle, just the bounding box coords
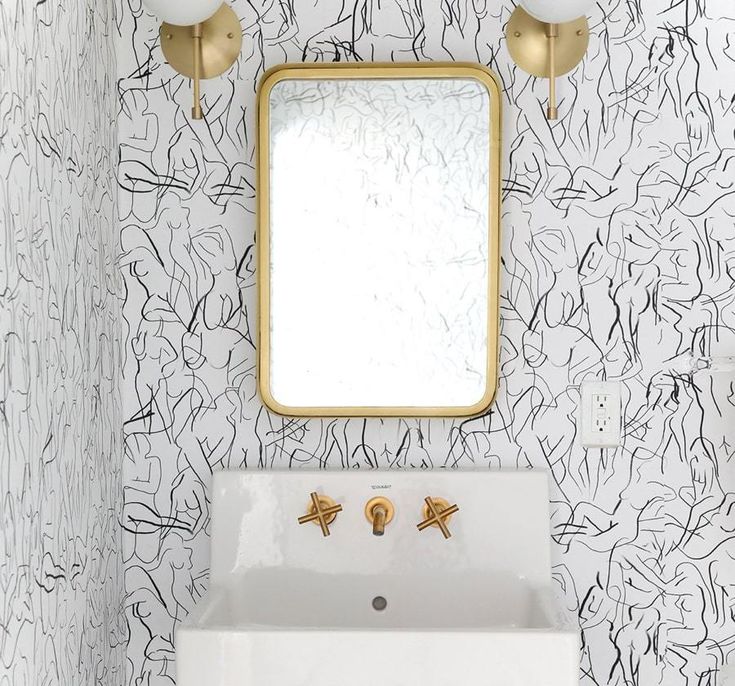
[365,496,394,537]
[372,505,387,536]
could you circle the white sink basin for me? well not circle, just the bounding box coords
[176,471,579,686]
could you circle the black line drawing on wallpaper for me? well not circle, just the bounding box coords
[1,1,125,684]
[118,0,735,684]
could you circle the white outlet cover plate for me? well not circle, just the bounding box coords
[579,380,622,448]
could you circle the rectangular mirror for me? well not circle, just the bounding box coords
[257,63,501,417]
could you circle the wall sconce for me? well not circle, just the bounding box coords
[506,0,594,120]
[142,0,242,120]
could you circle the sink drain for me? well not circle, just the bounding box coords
[372,596,388,611]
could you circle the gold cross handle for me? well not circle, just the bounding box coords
[417,497,459,539]
[297,492,343,537]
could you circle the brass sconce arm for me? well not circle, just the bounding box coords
[159,5,242,121]
[506,8,589,120]
[191,23,203,119]
[545,23,558,120]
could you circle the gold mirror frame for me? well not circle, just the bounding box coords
[256,63,502,418]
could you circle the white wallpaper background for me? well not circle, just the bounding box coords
[118,1,735,685]
[0,0,125,684]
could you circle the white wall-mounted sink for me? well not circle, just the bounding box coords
[176,471,579,685]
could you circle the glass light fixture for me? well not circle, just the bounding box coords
[506,0,595,119]
[143,0,223,26]
[520,0,595,24]
[142,0,242,119]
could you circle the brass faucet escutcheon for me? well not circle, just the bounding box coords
[298,492,343,537]
[417,497,459,539]
[365,496,395,536]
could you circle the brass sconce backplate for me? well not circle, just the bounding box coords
[160,4,242,80]
[506,7,589,78]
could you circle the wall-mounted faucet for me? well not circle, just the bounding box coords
[297,493,459,540]
[365,497,395,537]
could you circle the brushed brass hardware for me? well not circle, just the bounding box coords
[417,497,459,539]
[297,492,343,537]
[159,4,242,121]
[364,496,395,537]
[373,507,387,535]
[506,7,589,120]
[545,22,558,120]
[191,23,203,119]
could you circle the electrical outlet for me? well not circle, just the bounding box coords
[579,381,622,448]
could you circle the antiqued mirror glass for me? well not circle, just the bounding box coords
[257,64,501,417]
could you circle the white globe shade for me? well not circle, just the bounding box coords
[143,0,223,25]
[519,0,594,23]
